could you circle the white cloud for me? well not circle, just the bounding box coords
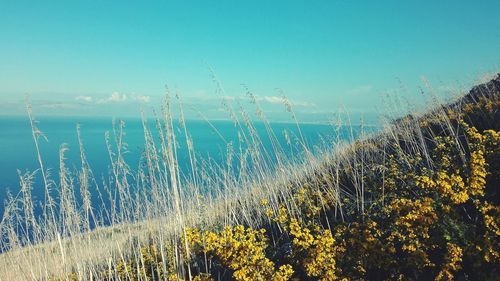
[132,95,151,103]
[261,96,282,104]
[97,92,128,104]
[222,95,236,101]
[191,91,235,102]
[109,92,127,102]
[96,92,152,104]
[40,103,76,109]
[258,95,315,107]
[75,95,93,102]
[180,92,314,109]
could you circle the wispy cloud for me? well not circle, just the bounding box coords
[40,103,76,109]
[132,95,151,103]
[257,95,315,107]
[188,91,314,107]
[97,92,128,104]
[95,92,151,104]
[75,95,93,102]
[260,96,282,104]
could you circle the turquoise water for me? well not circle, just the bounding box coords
[0,116,373,218]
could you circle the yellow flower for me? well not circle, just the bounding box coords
[187,225,293,281]
[287,218,345,280]
[435,243,463,281]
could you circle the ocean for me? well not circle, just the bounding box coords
[0,115,374,218]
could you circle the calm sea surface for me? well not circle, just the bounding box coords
[0,116,375,217]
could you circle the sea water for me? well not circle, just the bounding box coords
[0,116,374,218]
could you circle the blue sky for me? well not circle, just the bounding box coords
[0,1,499,122]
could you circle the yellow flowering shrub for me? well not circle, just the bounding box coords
[479,202,500,236]
[293,186,323,219]
[435,243,463,281]
[416,120,491,205]
[338,220,390,278]
[288,218,346,280]
[53,82,500,281]
[417,172,469,204]
[385,197,438,267]
[463,94,500,115]
[474,199,500,266]
[464,123,488,196]
[192,274,214,281]
[186,225,293,281]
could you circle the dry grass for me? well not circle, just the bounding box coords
[0,74,497,280]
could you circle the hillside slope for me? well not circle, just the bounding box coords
[126,75,500,281]
[1,75,499,281]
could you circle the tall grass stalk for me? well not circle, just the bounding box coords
[0,75,492,280]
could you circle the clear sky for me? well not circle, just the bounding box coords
[1,1,499,122]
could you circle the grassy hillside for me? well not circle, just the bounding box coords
[1,75,499,280]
